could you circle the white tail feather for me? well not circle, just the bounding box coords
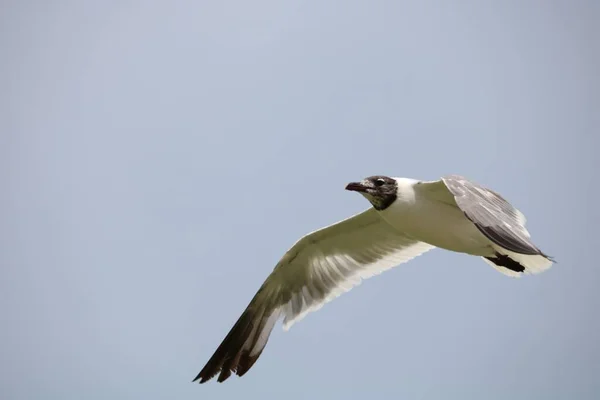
[484,245,554,278]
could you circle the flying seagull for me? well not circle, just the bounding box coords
[193,174,553,383]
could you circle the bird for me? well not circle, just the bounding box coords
[193,174,553,383]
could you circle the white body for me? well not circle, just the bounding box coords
[379,178,495,257]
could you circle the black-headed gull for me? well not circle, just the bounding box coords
[193,175,553,383]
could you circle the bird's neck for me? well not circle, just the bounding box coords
[393,178,419,204]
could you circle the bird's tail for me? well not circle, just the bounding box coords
[482,246,554,278]
[192,286,281,383]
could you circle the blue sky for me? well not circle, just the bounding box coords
[2,1,598,399]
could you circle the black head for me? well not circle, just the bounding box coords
[345,175,398,210]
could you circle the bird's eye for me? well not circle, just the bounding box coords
[375,178,385,187]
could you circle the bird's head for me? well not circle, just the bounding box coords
[345,175,398,211]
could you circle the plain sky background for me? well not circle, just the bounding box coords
[2,1,599,399]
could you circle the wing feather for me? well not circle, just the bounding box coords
[194,208,434,383]
[429,175,543,256]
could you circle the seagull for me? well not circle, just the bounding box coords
[193,174,553,383]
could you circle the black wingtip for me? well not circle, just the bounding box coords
[191,371,211,384]
[543,253,557,263]
[191,369,212,384]
[191,289,280,384]
[192,351,261,384]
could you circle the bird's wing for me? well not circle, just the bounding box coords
[419,175,541,255]
[194,208,434,383]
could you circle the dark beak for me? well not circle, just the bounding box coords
[345,182,368,193]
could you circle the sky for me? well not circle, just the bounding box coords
[1,1,599,399]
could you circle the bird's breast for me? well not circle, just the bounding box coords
[378,196,492,256]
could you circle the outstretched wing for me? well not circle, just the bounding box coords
[194,208,434,383]
[438,175,542,255]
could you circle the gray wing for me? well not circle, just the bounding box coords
[440,175,543,256]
